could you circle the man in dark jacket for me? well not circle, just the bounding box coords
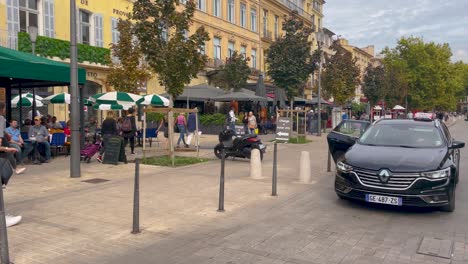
[186,109,199,147]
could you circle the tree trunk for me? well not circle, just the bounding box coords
[168,95,175,166]
[290,99,294,134]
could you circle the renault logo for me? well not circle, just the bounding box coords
[378,169,391,183]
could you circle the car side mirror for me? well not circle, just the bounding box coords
[450,140,465,149]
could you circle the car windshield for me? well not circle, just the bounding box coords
[358,123,445,148]
[334,121,369,138]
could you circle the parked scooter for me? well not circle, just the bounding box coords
[214,129,266,160]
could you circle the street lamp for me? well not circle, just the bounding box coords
[315,29,324,137]
[28,26,38,122]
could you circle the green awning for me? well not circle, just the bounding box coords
[0,46,86,85]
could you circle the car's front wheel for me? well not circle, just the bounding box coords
[440,185,456,212]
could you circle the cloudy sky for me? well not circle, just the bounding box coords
[323,0,468,62]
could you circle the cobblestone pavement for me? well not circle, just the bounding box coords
[3,118,468,264]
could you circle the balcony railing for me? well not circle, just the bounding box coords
[278,0,314,21]
[262,30,273,42]
[205,58,225,68]
[0,29,17,50]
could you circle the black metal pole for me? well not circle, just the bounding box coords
[0,184,11,264]
[32,88,36,120]
[79,86,85,149]
[19,87,22,129]
[218,150,225,212]
[132,159,140,234]
[327,149,331,172]
[70,0,81,178]
[272,142,277,196]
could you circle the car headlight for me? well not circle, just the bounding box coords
[337,161,353,172]
[420,168,450,179]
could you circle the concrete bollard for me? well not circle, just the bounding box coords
[250,149,263,179]
[299,151,311,183]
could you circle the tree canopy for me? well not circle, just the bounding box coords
[321,40,361,105]
[208,52,251,91]
[132,0,210,99]
[362,64,386,107]
[381,37,463,111]
[266,11,316,101]
[107,19,151,94]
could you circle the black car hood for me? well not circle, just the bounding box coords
[345,144,447,172]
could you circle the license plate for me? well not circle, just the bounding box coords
[365,194,402,206]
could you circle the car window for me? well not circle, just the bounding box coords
[334,121,369,137]
[359,123,445,148]
[440,123,451,142]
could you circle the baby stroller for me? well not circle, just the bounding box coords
[81,135,102,163]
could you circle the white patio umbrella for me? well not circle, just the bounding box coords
[42,92,71,104]
[11,93,44,107]
[373,105,382,110]
[91,91,144,106]
[140,94,170,106]
[93,103,134,110]
[393,105,405,110]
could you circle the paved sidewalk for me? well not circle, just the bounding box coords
[4,133,332,264]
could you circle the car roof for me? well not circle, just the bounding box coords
[375,119,438,127]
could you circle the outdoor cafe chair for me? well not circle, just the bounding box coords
[50,132,67,157]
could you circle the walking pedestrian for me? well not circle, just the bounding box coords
[186,110,198,147]
[248,111,257,135]
[176,112,189,148]
[242,112,249,135]
[121,108,137,155]
[157,116,168,149]
[97,111,118,163]
[228,107,237,133]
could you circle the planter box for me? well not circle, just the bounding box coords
[199,124,225,135]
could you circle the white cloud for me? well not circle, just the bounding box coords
[324,0,468,62]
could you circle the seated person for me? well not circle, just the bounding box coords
[48,116,63,130]
[6,119,33,164]
[29,116,51,164]
[85,117,98,134]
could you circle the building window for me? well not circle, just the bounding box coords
[263,10,268,37]
[213,0,221,17]
[19,0,38,32]
[228,41,235,58]
[240,3,246,28]
[79,10,91,45]
[227,0,235,23]
[111,18,120,44]
[240,45,246,59]
[199,43,206,55]
[43,0,55,37]
[250,8,257,32]
[251,49,257,68]
[213,37,221,60]
[197,0,206,11]
[318,18,321,29]
[94,14,104,47]
[7,0,20,49]
[274,15,279,39]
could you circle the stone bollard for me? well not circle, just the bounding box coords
[250,149,263,179]
[299,151,311,183]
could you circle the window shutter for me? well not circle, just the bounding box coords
[111,18,120,44]
[43,0,55,37]
[94,14,103,47]
[7,0,19,49]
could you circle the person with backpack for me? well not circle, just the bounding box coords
[121,108,137,154]
[97,111,118,163]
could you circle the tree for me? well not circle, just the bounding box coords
[107,19,151,93]
[362,64,386,107]
[208,52,251,91]
[321,40,360,105]
[132,0,210,164]
[132,0,210,99]
[381,37,454,110]
[266,11,316,106]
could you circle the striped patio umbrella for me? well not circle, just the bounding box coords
[140,94,170,106]
[43,92,71,104]
[11,93,44,107]
[93,103,134,110]
[91,91,144,106]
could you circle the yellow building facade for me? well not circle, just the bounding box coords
[0,0,324,113]
[339,38,375,102]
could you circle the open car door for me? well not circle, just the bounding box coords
[327,120,370,163]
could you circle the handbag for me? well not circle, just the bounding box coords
[0,158,13,186]
[174,124,180,133]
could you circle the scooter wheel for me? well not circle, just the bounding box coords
[214,144,224,159]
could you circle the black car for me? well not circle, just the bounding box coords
[328,115,465,212]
